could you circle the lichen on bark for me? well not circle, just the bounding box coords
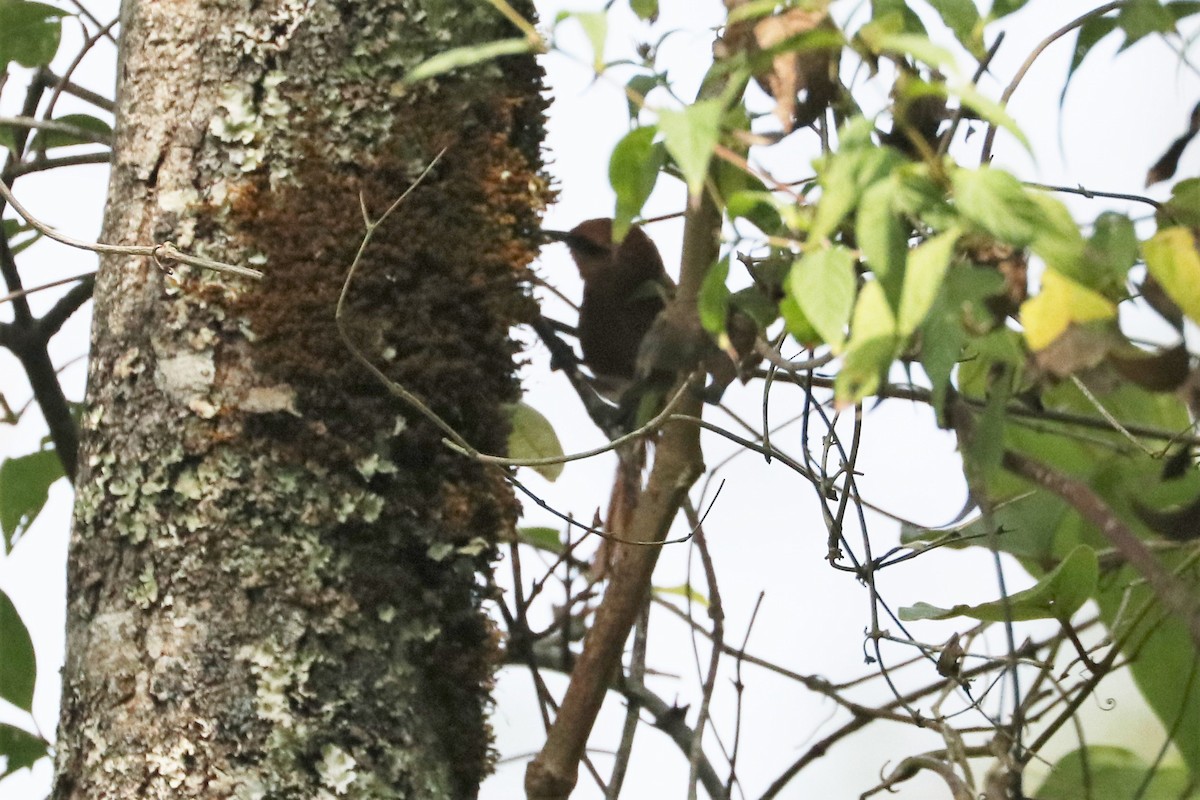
[55,1,548,797]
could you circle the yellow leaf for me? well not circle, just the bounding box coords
[1143,227,1200,326]
[1020,269,1116,351]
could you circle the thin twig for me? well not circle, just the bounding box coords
[1002,448,1200,652]
[684,501,725,800]
[937,32,1006,158]
[1025,180,1162,210]
[0,177,262,280]
[0,115,112,145]
[980,2,1124,162]
[10,151,110,178]
[0,270,95,306]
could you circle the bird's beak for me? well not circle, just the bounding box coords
[542,229,610,258]
[539,229,573,244]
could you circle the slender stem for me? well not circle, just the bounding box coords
[1002,449,1200,652]
[980,2,1124,162]
[0,177,262,279]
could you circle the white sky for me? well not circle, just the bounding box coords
[1,1,1196,797]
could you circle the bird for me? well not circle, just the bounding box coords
[548,218,673,402]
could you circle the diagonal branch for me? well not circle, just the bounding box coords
[37,273,95,339]
[1001,449,1200,652]
[523,182,719,800]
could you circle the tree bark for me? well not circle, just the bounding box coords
[53,1,547,797]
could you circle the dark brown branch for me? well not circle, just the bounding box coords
[11,151,111,178]
[36,67,116,113]
[0,214,34,325]
[524,183,717,800]
[504,624,726,799]
[0,226,90,482]
[1024,180,1162,210]
[0,216,80,480]
[38,273,95,339]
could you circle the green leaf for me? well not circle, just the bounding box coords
[609,125,664,240]
[0,0,65,70]
[1143,227,1200,326]
[2,219,40,256]
[1098,569,1200,773]
[898,228,959,337]
[951,81,1031,152]
[865,31,956,70]
[836,280,898,403]
[900,544,1098,622]
[505,402,564,481]
[855,178,907,307]
[727,190,783,236]
[0,723,46,778]
[658,100,723,202]
[572,11,608,72]
[729,284,778,329]
[0,589,35,712]
[1159,177,1200,227]
[966,375,1009,482]
[1035,746,1200,799]
[1167,0,1200,21]
[988,0,1032,18]
[630,0,658,22]
[699,258,730,335]
[1020,269,1117,352]
[919,318,961,418]
[654,582,709,607]
[789,245,857,351]
[403,37,535,82]
[727,0,781,25]
[28,112,111,149]
[1085,212,1138,289]
[926,0,984,57]
[1027,193,1086,282]
[811,142,904,242]
[894,163,957,228]
[1117,0,1175,49]
[517,526,564,554]
[870,0,927,34]
[952,166,1041,246]
[625,73,659,120]
[1062,15,1118,107]
[0,448,64,552]
[780,293,821,346]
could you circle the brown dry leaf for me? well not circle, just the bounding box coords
[1139,274,1185,331]
[1032,323,1118,378]
[1133,495,1200,541]
[721,2,839,133]
[1146,100,1200,187]
[963,236,1028,322]
[1109,343,1190,392]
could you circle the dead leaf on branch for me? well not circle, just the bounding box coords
[1109,343,1190,393]
[720,1,841,133]
[1146,99,1200,187]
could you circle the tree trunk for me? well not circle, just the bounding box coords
[53,2,546,797]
